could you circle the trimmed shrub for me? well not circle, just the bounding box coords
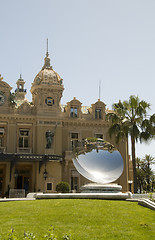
[56,182,70,193]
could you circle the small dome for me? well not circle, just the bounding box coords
[33,68,63,87]
[0,74,12,90]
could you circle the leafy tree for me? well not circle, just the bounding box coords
[136,155,155,193]
[141,155,154,192]
[136,157,145,193]
[106,95,155,193]
[150,174,155,192]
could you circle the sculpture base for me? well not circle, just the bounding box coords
[80,183,122,193]
[35,192,131,200]
[45,149,54,154]
[32,184,131,200]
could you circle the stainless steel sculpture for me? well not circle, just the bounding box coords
[72,138,124,184]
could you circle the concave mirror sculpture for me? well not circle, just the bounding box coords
[72,138,124,184]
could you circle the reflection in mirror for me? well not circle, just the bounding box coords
[72,138,124,184]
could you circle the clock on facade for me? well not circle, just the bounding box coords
[45,97,54,106]
[0,91,6,106]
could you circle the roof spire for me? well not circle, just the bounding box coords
[42,38,52,70]
[46,38,49,57]
[99,80,101,100]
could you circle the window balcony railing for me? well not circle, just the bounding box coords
[17,148,32,154]
[0,147,6,153]
[65,150,73,159]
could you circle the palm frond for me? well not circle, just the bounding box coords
[140,131,153,142]
[108,123,120,138]
[150,113,155,124]
[129,124,140,140]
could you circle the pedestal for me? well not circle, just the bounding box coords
[45,149,54,155]
[80,183,122,193]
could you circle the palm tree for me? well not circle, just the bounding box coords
[142,154,155,192]
[136,156,155,193]
[136,157,143,193]
[106,95,155,193]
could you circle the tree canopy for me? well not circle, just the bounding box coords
[136,155,155,193]
[106,95,155,193]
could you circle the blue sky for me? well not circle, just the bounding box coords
[0,0,155,164]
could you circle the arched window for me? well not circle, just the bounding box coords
[70,107,78,117]
[95,108,101,119]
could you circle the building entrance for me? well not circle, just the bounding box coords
[71,176,78,191]
[16,176,30,191]
[0,176,3,197]
[15,165,32,193]
[0,166,5,197]
[71,170,80,192]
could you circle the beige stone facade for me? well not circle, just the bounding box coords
[0,49,132,197]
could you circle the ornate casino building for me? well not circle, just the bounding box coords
[0,46,133,197]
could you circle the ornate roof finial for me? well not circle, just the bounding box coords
[18,73,24,82]
[0,74,3,81]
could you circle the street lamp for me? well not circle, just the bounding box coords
[43,168,48,180]
[14,169,18,178]
[128,180,133,192]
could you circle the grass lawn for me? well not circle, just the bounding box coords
[0,199,154,239]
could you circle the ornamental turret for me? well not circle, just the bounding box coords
[15,74,27,101]
[30,40,64,115]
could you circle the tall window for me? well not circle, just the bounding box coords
[47,183,53,191]
[95,108,101,119]
[71,133,78,149]
[0,128,4,147]
[70,107,78,118]
[19,129,29,148]
[71,170,79,192]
